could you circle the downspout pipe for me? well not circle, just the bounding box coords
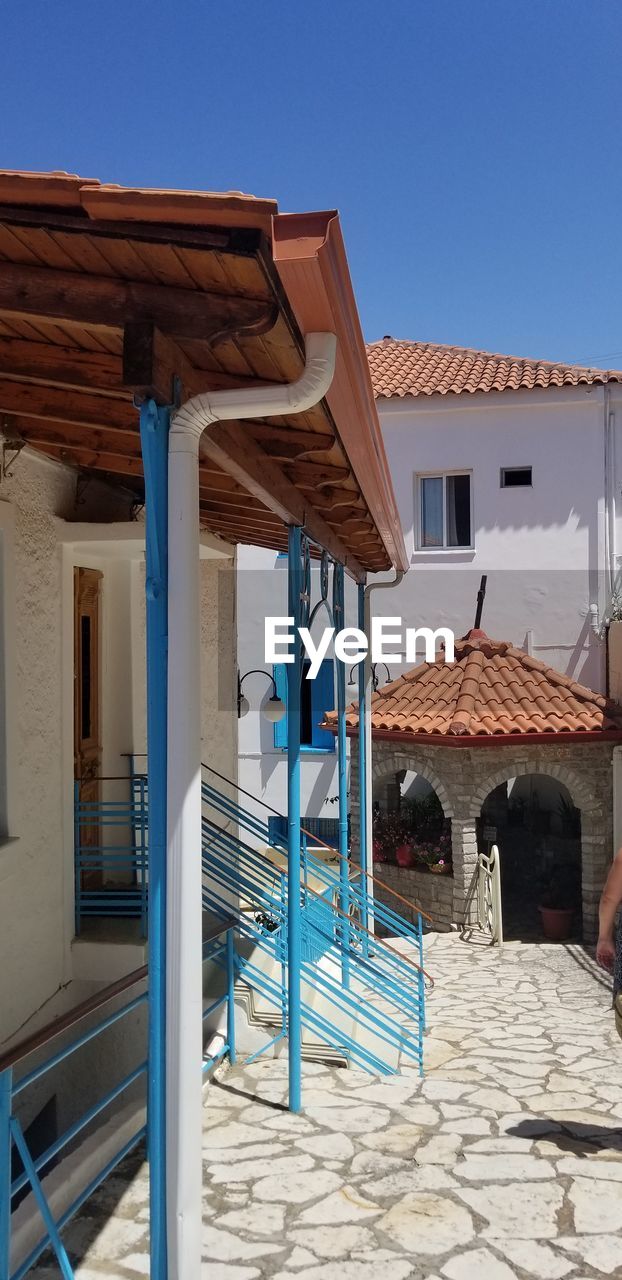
[362,570,405,939]
[165,332,336,1280]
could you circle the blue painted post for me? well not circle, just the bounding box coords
[357,581,369,958]
[0,1068,11,1280]
[139,399,169,1280]
[226,930,236,1066]
[335,563,350,987]
[287,524,303,1112]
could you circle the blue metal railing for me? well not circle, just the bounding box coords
[74,774,148,936]
[0,966,148,1280]
[0,914,238,1280]
[201,772,430,1075]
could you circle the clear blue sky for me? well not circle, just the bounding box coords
[3,1,621,365]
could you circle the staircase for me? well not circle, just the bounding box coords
[201,766,431,1075]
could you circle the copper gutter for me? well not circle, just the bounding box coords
[342,726,622,747]
[272,211,408,574]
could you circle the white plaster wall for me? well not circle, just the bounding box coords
[377,384,620,692]
[0,449,131,1041]
[0,446,237,1043]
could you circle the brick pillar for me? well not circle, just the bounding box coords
[451,817,480,926]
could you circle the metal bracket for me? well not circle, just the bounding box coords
[0,420,25,481]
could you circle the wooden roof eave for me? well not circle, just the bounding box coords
[0,173,402,574]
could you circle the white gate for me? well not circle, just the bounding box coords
[478,843,503,950]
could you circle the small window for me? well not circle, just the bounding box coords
[501,467,532,488]
[417,473,472,548]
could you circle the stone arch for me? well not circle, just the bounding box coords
[467,757,599,820]
[371,749,455,818]
[465,753,607,943]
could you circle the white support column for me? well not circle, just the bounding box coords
[167,425,204,1280]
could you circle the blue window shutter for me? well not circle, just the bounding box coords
[311,659,335,750]
[273,663,288,749]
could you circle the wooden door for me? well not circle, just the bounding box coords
[74,568,103,890]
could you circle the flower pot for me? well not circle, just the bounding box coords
[395,843,415,869]
[538,905,574,941]
[429,862,451,875]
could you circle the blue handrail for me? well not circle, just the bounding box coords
[0,916,237,1280]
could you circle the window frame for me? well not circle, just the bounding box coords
[415,470,474,551]
[500,466,532,488]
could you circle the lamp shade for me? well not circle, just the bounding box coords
[238,693,250,719]
[263,694,286,723]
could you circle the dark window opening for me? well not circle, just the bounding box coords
[80,615,92,740]
[501,467,532,488]
[301,660,314,745]
[446,473,471,546]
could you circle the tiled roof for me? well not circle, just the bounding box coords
[327,630,622,740]
[366,337,622,399]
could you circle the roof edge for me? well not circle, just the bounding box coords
[272,211,408,574]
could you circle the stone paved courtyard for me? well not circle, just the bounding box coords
[33,932,622,1279]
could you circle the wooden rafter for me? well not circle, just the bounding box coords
[0,261,277,343]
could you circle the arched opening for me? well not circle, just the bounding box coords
[479,773,582,941]
[372,767,452,874]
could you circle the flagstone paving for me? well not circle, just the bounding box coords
[32,933,622,1278]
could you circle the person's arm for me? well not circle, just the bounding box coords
[596,847,622,970]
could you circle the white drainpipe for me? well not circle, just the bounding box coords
[166,332,336,1280]
[363,570,404,934]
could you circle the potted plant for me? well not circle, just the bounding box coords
[395,841,415,868]
[538,864,575,940]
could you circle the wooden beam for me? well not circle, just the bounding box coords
[0,336,122,393]
[29,440,144,479]
[283,460,350,486]
[0,261,277,343]
[15,417,141,461]
[247,424,334,454]
[0,377,135,431]
[199,421,365,580]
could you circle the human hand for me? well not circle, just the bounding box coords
[596,937,616,972]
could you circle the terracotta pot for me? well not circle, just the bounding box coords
[429,863,451,876]
[538,905,574,941]
[395,843,415,869]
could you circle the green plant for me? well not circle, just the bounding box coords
[610,590,622,623]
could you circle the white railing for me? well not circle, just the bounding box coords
[478,843,503,950]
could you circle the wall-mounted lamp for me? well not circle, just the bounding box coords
[347,662,392,695]
[237,670,286,722]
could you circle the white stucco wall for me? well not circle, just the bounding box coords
[378,383,622,692]
[0,446,237,1044]
[0,449,132,1039]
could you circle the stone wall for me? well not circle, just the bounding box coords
[351,736,614,942]
[373,862,454,931]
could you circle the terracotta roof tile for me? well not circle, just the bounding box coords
[366,337,622,399]
[325,629,622,740]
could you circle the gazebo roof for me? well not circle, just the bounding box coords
[330,629,622,743]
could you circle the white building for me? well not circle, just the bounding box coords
[237,337,622,824]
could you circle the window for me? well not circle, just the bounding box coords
[417,473,472,548]
[501,466,532,488]
[273,659,335,752]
